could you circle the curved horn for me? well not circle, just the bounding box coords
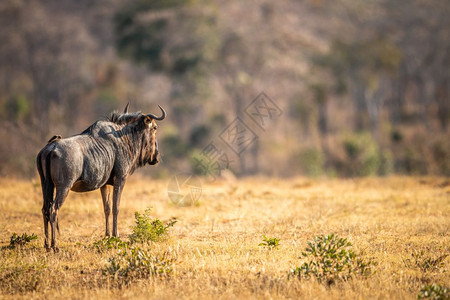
[147,105,166,121]
[123,102,130,114]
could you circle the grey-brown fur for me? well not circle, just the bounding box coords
[36,105,165,251]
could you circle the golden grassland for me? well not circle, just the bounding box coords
[0,176,449,299]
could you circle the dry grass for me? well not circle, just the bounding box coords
[0,176,449,299]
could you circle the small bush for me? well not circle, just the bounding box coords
[129,207,177,244]
[6,94,30,121]
[9,232,38,249]
[337,132,394,177]
[390,129,403,143]
[92,236,129,252]
[259,235,280,249]
[290,233,375,285]
[418,283,449,299]
[105,247,175,283]
[342,132,380,176]
[298,147,324,177]
[405,250,448,273]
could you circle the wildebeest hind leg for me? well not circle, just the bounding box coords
[42,206,50,251]
[100,185,111,237]
[50,187,69,252]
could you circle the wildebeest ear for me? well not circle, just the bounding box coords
[123,103,129,114]
[143,115,152,125]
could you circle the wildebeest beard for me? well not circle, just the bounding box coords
[148,140,160,165]
[137,124,159,167]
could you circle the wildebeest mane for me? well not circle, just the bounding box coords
[109,111,143,125]
[81,120,100,135]
[79,112,144,136]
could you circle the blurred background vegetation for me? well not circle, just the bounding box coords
[0,0,448,178]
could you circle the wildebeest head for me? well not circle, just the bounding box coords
[140,105,165,166]
[110,104,166,167]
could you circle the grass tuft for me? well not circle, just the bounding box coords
[258,235,280,249]
[404,250,448,273]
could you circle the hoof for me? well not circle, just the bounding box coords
[52,246,60,253]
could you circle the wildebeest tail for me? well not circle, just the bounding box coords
[36,151,55,220]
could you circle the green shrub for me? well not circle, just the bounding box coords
[92,236,129,252]
[342,132,380,176]
[338,132,393,177]
[390,129,403,143]
[9,232,38,249]
[6,94,30,121]
[290,233,375,285]
[129,207,177,244]
[298,147,324,177]
[105,246,175,283]
[259,235,280,249]
[418,283,449,299]
[189,124,211,148]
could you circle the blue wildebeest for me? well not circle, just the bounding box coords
[36,104,165,251]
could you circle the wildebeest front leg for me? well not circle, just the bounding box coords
[112,179,126,237]
[100,185,111,236]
